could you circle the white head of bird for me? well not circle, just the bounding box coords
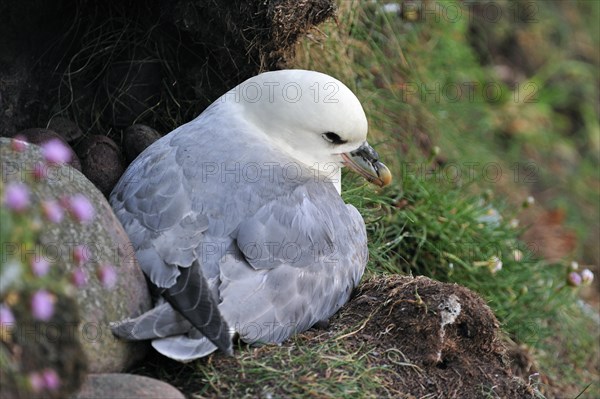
[218,69,391,192]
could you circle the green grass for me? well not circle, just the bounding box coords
[197,340,388,398]
[297,0,599,396]
[135,331,398,398]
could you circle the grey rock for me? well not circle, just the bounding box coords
[1,137,152,373]
[75,135,125,197]
[47,116,84,143]
[72,373,186,399]
[123,124,162,164]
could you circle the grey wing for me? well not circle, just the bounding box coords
[110,136,232,355]
[109,300,192,340]
[111,141,205,287]
[220,180,368,344]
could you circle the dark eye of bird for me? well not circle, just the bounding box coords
[322,132,348,145]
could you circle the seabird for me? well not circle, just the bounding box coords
[109,69,391,361]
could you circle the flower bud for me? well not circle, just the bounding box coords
[97,264,118,289]
[42,138,72,164]
[3,182,30,212]
[31,290,56,321]
[569,261,579,270]
[68,194,95,223]
[567,272,582,287]
[581,269,594,286]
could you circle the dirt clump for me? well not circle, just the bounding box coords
[333,275,536,398]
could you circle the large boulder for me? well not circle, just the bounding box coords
[0,137,152,373]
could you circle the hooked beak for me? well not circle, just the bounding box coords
[341,142,392,187]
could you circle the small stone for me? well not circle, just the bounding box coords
[72,374,186,399]
[47,117,83,143]
[123,124,162,164]
[75,135,125,197]
[13,128,82,171]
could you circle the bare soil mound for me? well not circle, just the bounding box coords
[333,275,535,398]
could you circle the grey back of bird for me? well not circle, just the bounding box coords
[109,101,368,361]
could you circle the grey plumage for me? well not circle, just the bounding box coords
[109,70,374,361]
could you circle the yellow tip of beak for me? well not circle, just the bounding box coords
[341,152,393,188]
[375,162,392,187]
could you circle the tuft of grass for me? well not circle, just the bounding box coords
[198,341,389,398]
[135,331,397,398]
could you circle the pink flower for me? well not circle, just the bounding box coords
[31,257,51,277]
[567,272,582,287]
[3,182,30,212]
[11,136,27,152]
[41,139,71,164]
[68,194,95,223]
[581,269,594,286]
[73,245,91,265]
[31,290,55,321]
[28,372,45,393]
[41,369,61,390]
[71,267,88,288]
[41,200,64,223]
[0,304,15,328]
[98,264,118,289]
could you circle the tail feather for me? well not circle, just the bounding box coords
[160,260,233,355]
[151,335,218,362]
